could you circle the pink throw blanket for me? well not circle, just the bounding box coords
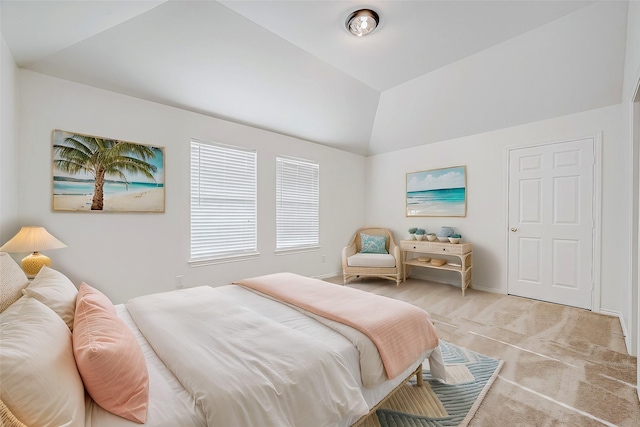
[235,272,439,380]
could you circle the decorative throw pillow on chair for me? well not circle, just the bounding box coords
[360,234,388,254]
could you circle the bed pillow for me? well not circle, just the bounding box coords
[22,266,78,329]
[73,282,149,424]
[360,233,388,254]
[0,252,29,313]
[0,296,85,427]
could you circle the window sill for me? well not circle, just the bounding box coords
[189,252,260,267]
[275,246,321,256]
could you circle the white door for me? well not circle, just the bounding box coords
[508,138,594,309]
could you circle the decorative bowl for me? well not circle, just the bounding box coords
[437,226,455,238]
[448,237,461,244]
[437,236,449,242]
[426,234,437,241]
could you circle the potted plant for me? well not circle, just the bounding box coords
[426,232,437,241]
[407,227,417,240]
[415,228,426,241]
[448,233,462,244]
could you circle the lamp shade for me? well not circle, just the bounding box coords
[0,227,67,278]
[0,226,67,253]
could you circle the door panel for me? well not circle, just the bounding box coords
[508,138,594,309]
[518,238,541,283]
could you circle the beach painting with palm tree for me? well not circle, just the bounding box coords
[52,130,165,212]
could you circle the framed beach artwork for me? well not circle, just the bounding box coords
[52,130,165,212]
[406,166,467,217]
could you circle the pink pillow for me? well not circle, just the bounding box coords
[73,282,149,423]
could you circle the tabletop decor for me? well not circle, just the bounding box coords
[406,166,467,217]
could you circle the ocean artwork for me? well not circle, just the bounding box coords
[406,166,466,217]
[52,130,165,212]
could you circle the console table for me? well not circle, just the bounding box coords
[400,240,473,296]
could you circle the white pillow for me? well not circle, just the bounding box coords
[0,296,85,427]
[0,252,29,313]
[23,266,78,329]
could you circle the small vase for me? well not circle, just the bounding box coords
[415,234,424,241]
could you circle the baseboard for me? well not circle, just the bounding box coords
[600,308,632,355]
[409,273,503,294]
[313,271,342,280]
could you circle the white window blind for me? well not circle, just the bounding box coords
[190,140,257,262]
[276,156,319,251]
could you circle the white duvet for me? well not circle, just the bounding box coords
[126,286,369,427]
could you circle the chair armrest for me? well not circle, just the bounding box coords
[391,244,401,261]
[389,240,401,270]
[342,243,357,267]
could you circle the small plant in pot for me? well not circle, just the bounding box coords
[414,228,426,241]
[408,227,418,240]
[426,232,437,241]
[448,233,462,244]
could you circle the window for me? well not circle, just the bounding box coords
[190,140,257,264]
[276,156,319,251]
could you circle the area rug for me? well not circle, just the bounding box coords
[359,340,503,427]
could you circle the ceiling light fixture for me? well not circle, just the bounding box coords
[346,9,379,37]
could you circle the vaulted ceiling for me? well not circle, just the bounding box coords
[0,1,628,155]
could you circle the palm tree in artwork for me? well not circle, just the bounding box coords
[53,134,158,210]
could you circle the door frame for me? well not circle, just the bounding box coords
[504,134,602,312]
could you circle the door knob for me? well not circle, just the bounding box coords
[510,227,518,232]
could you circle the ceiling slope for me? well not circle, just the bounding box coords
[369,0,628,155]
[0,1,627,156]
[221,0,594,91]
[12,1,379,155]
[0,0,168,65]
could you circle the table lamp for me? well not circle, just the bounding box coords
[0,226,67,278]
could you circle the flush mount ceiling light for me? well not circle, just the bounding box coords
[346,9,379,37]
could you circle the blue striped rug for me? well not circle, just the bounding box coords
[363,341,503,427]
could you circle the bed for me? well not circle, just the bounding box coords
[0,252,444,427]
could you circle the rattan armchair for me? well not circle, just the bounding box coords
[341,227,402,285]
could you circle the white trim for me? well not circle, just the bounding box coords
[633,71,640,401]
[275,245,321,256]
[629,101,639,360]
[600,308,631,354]
[406,272,502,294]
[634,77,640,400]
[504,135,602,313]
[188,252,260,267]
[592,132,603,314]
[314,271,342,280]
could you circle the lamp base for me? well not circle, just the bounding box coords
[21,252,51,278]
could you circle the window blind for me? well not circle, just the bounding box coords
[190,140,257,262]
[276,156,319,251]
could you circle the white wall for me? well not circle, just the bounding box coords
[623,0,640,104]
[0,35,19,243]
[16,70,366,303]
[622,0,640,376]
[366,103,629,320]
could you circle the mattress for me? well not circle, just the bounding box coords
[86,284,429,427]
